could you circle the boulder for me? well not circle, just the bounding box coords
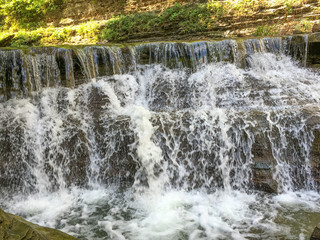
[310,223,320,240]
[312,23,320,33]
[0,208,77,240]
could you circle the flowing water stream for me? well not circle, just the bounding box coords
[0,37,320,239]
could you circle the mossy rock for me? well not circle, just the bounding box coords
[0,208,77,240]
[309,33,320,43]
[0,35,15,48]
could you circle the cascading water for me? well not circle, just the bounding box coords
[0,36,320,240]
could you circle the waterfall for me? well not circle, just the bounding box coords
[0,35,319,239]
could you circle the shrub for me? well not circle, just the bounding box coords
[48,27,73,42]
[10,31,43,47]
[294,18,313,33]
[254,25,278,36]
[101,4,216,41]
[0,0,63,29]
[102,13,158,41]
[76,21,100,40]
[206,0,226,18]
[161,3,214,32]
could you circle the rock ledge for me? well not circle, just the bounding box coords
[0,208,77,240]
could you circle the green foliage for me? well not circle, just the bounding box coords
[0,0,63,29]
[162,4,215,33]
[102,4,216,41]
[207,0,305,16]
[0,21,104,47]
[76,21,100,39]
[0,0,314,46]
[294,18,313,33]
[0,31,11,42]
[10,31,43,47]
[49,27,72,42]
[206,0,226,18]
[103,0,309,42]
[254,25,278,36]
[282,0,304,14]
[102,12,159,41]
[101,16,130,41]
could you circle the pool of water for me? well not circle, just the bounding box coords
[3,187,320,240]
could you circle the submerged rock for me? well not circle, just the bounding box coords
[0,208,77,240]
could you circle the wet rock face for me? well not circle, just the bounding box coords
[0,123,36,195]
[248,110,320,193]
[2,82,320,195]
[0,46,135,103]
[307,33,320,70]
[308,41,320,69]
[0,208,77,240]
[251,138,278,193]
[88,86,137,186]
[0,35,313,103]
[1,37,320,196]
[289,35,308,64]
[249,122,320,193]
[311,129,320,191]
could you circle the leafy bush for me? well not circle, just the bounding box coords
[10,31,43,47]
[102,13,159,41]
[206,0,226,18]
[254,25,278,36]
[102,4,216,41]
[294,18,313,33]
[76,21,100,40]
[0,0,63,29]
[161,4,215,32]
[50,27,72,41]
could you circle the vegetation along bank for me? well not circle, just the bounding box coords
[0,0,320,47]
